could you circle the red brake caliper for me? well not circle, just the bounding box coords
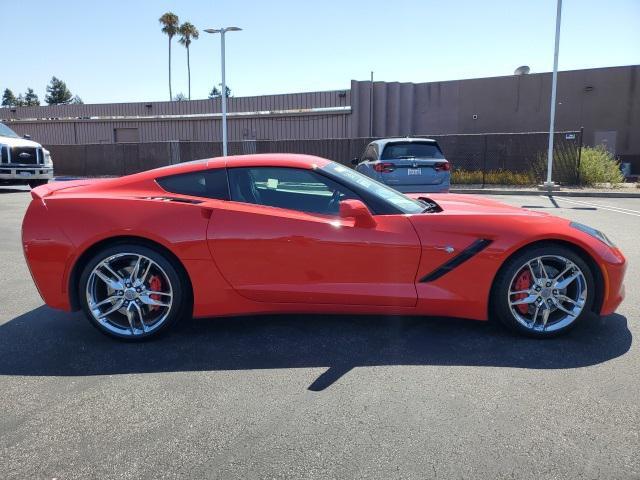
[148,275,162,311]
[514,270,532,314]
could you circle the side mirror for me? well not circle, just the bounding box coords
[339,199,376,228]
[351,158,360,166]
[23,134,31,140]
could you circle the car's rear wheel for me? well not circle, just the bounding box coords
[491,245,595,337]
[78,244,186,341]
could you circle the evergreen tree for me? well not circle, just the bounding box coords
[44,76,73,105]
[1,88,17,107]
[208,85,232,99]
[24,88,40,106]
[173,92,187,101]
[15,94,26,107]
[71,95,84,104]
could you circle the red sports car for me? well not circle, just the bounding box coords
[22,154,626,341]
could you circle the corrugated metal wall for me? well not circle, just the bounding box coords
[349,65,640,161]
[6,115,351,144]
[0,90,349,119]
[1,65,638,167]
[0,90,352,144]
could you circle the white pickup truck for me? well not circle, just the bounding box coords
[0,123,53,188]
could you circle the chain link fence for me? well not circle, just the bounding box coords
[48,130,584,186]
[223,130,584,187]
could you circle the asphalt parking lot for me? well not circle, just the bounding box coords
[0,187,638,479]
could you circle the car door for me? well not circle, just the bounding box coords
[206,166,421,306]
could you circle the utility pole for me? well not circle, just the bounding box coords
[544,0,562,188]
[369,71,374,138]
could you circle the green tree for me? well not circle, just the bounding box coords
[159,12,180,101]
[1,88,17,107]
[178,22,199,100]
[24,88,40,106]
[173,92,187,101]
[209,84,232,99]
[45,77,73,105]
[15,94,26,106]
[71,95,84,104]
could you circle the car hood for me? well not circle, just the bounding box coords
[0,135,43,148]
[408,193,547,217]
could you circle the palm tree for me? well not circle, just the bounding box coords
[159,12,179,101]
[178,22,199,100]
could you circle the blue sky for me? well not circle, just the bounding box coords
[2,0,639,104]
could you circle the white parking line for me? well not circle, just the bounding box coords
[554,197,640,217]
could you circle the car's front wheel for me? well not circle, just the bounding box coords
[492,245,595,337]
[78,244,187,341]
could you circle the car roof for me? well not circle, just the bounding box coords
[369,137,438,149]
[132,153,331,179]
[221,153,331,169]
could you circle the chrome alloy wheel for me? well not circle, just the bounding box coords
[86,253,174,337]
[507,255,588,333]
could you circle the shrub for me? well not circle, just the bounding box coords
[452,169,533,185]
[530,144,580,185]
[578,146,624,185]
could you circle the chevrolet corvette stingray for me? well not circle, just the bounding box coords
[22,154,626,340]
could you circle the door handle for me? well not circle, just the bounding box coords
[433,245,455,254]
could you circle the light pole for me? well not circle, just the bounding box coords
[204,26,242,156]
[544,0,562,188]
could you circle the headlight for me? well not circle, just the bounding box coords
[570,222,616,248]
[43,148,53,167]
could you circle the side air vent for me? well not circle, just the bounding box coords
[416,197,443,213]
[141,196,204,205]
[420,239,493,282]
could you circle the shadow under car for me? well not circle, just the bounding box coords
[0,306,631,391]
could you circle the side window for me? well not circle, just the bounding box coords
[228,167,362,215]
[156,168,229,200]
[361,145,376,162]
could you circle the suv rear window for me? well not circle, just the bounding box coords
[156,168,229,200]
[381,142,444,160]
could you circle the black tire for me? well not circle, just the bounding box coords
[491,244,595,338]
[78,243,188,341]
[28,180,48,188]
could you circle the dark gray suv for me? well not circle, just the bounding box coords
[352,138,450,193]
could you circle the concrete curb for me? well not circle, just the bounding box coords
[450,188,640,198]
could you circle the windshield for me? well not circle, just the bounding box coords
[0,123,20,139]
[321,162,425,214]
[381,142,444,160]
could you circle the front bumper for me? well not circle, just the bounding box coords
[600,247,627,316]
[0,165,53,181]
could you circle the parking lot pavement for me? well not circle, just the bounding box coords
[0,188,638,480]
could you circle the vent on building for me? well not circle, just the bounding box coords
[584,85,594,92]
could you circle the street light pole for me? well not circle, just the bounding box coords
[544,0,562,187]
[204,27,242,157]
[220,31,227,156]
